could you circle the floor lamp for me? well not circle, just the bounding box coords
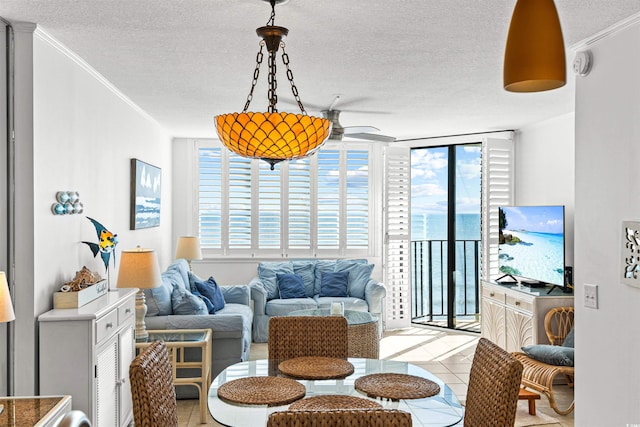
[116,248,162,342]
[175,236,203,271]
[0,272,16,414]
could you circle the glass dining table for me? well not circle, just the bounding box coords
[208,358,464,427]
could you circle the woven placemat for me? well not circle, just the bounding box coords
[289,395,382,411]
[217,376,306,407]
[278,356,355,380]
[354,373,440,400]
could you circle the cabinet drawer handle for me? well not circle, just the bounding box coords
[105,322,113,329]
[489,292,495,297]
[125,308,131,314]
[515,301,520,306]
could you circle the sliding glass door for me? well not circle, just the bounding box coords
[410,143,481,331]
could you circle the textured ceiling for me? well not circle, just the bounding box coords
[1,1,639,141]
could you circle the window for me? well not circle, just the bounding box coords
[197,142,371,257]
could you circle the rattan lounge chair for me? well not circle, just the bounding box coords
[268,315,349,361]
[512,306,575,415]
[464,337,523,426]
[129,340,178,427]
[266,408,412,427]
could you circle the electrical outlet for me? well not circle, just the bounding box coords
[584,284,598,309]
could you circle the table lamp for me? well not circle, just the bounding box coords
[175,236,202,271]
[0,272,15,324]
[117,248,162,342]
[0,271,15,414]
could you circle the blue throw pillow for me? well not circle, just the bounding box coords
[277,273,307,299]
[195,277,225,313]
[292,261,316,297]
[335,260,374,300]
[258,261,294,300]
[320,271,349,297]
[144,274,174,316]
[171,286,208,315]
[314,260,337,295]
[521,344,574,367]
[192,289,215,313]
[562,328,575,348]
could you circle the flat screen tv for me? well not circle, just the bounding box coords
[498,205,567,290]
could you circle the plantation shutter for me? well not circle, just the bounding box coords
[228,155,253,248]
[383,146,412,330]
[345,150,369,249]
[198,147,223,248]
[481,137,514,281]
[288,158,312,249]
[317,150,341,249]
[258,161,281,248]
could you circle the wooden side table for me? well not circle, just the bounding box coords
[136,329,212,424]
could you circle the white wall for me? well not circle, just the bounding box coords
[574,15,640,426]
[9,28,173,395]
[514,113,575,268]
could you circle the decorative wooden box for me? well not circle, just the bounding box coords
[53,279,108,309]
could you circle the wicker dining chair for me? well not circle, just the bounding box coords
[266,408,412,427]
[512,306,575,415]
[268,316,349,361]
[129,340,178,427]
[464,337,523,427]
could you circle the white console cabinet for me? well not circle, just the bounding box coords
[39,289,137,427]
[481,281,573,352]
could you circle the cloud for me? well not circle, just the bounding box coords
[411,149,448,174]
[457,158,481,180]
[411,183,447,197]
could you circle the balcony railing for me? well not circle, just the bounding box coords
[411,239,481,322]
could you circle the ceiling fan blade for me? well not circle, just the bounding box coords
[278,96,392,114]
[344,133,397,143]
[344,126,381,134]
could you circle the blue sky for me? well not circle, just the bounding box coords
[500,205,564,234]
[411,144,481,215]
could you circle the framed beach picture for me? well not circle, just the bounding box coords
[130,158,161,229]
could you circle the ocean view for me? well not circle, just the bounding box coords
[411,213,481,241]
[411,213,481,317]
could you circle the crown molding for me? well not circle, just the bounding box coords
[571,11,640,51]
[33,27,164,130]
[7,21,37,33]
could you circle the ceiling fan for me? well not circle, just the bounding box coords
[321,96,396,142]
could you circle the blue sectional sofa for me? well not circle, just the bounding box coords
[250,259,386,342]
[143,259,252,398]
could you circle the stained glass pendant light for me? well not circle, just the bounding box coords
[504,0,566,92]
[215,0,332,170]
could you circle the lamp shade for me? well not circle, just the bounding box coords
[504,0,566,92]
[117,248,162,290]
[175,236,203,261]
[0,272,16,323]
[215,112,332,169]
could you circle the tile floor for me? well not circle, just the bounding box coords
[177,325,574,426]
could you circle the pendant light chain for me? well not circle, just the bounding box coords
[243,43,265,113]
[282,45,306,114]
[267,49,278,113]
[267,0,276,26]
[214,0,332,169]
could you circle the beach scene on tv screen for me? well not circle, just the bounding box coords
[498,206,564,286]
